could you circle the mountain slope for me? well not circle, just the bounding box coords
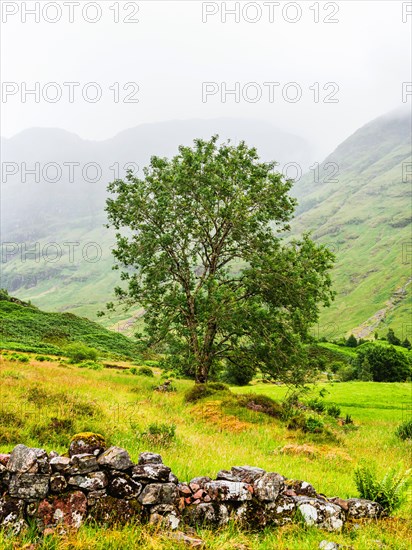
[291,109,411,339]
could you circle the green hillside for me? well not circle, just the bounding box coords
[291,110,411,339]
[0,291,140,358]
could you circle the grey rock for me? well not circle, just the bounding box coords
[0,495,25,534]
[49,473,67,493]
[138,452,163,465]
[131,463,171,482]
[253,472,284,501]
[69,453,98,474]
[7,445,48,474]
[49,451,59,459]
[97,446,133,470]
[295,497,344,531]
[216,469,239,482]
[68,471,108,491]
[319,542,340,550]
[204,480,253,502]
[189,476,211,488]
[69,434,106,457]
[346,498,383,519]
[231,466,266,483]
[169,472,179,484]
[185,502,229,527]
[138,483,178,505]
[108,475,142,499]
[9,474,50,500]
[50,456,71,473]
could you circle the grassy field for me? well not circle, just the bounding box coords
[0,351,411,549]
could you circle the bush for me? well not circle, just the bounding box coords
[184,383,230,403]
[139,422,176,446]
[78,360,103,370]
[306,398,326,413]
[337,364,357,382]
[237,393,283,418]
[354,464,411,514]
[65,343,98,363]
[395,419,412,441]
[137,366,154,377]
[304,416,324,433]
[326,404,341,418]
[346,334,358,348]
[221,362,256,386]
[352,345,411,382]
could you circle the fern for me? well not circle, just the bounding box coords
[354,463,411,514]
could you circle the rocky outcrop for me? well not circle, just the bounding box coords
[0,437,385,536]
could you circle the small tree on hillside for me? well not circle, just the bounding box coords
[105,137,335,384]
[346,334,358,348]
[386,328,401,346]
[401,337,411,350]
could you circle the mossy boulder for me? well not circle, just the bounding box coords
[69,433,106,457]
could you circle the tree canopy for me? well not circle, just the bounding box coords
[105,136,335,384]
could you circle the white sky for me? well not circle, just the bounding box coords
[1,0,411,158]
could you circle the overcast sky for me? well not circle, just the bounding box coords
[1,0,411,158]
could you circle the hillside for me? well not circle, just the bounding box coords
[0,291,140,358]
[291,108,411,339]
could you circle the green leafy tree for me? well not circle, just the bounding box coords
[352,345,411,382]
[105,137,335,384]
[386,328,401,346]
[346,334,358,348]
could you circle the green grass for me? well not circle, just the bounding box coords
[0,353,411,548]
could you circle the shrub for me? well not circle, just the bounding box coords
[326,404,341,418]
[184,383,229,402]
[137,366,154,377]
[237,393,283,418]
[395,419,412,441]
[139,422,176,446]
[304,416,324,433]
[65,343,98,364]
[337,364,357,382]
[354,464,411,514]
[78,361,103,370]
[221,362,256,386]
[306,398,326,413]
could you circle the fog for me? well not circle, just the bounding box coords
[1,0,411,159]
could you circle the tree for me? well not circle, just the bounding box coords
[386,328,401,346]
[346,334,358,348]
[352,345,411,382]
[401,338,411,350]
[105,136,335,384]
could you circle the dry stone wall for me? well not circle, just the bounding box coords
[0,435,384,536]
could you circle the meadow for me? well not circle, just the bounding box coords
[0,351,411,549]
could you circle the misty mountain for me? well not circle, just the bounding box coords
[1,111,410,337]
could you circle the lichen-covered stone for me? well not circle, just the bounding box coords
[68,471,108,491]
[138,452,163,465]
[296,497,344,531]
[131,463,171,482]
[138,483,178,505]
[9,474,50,500]
[97,446,133,470]
[87,496,142,526]
[286,479,318,498]
[108,475,142,499]
[69,453,98,474]
[254,472,284,501]
[7,445,48,474]
[346,498,384,519]
[49,473,67,493]
[69,433,106,457]
[231,466,266,484]
[204,480,253,502]
[0,495,26,534]
[50,456,71,473]
[184,502,229,527]
[36,491,87,531]
[0,454,10,467]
